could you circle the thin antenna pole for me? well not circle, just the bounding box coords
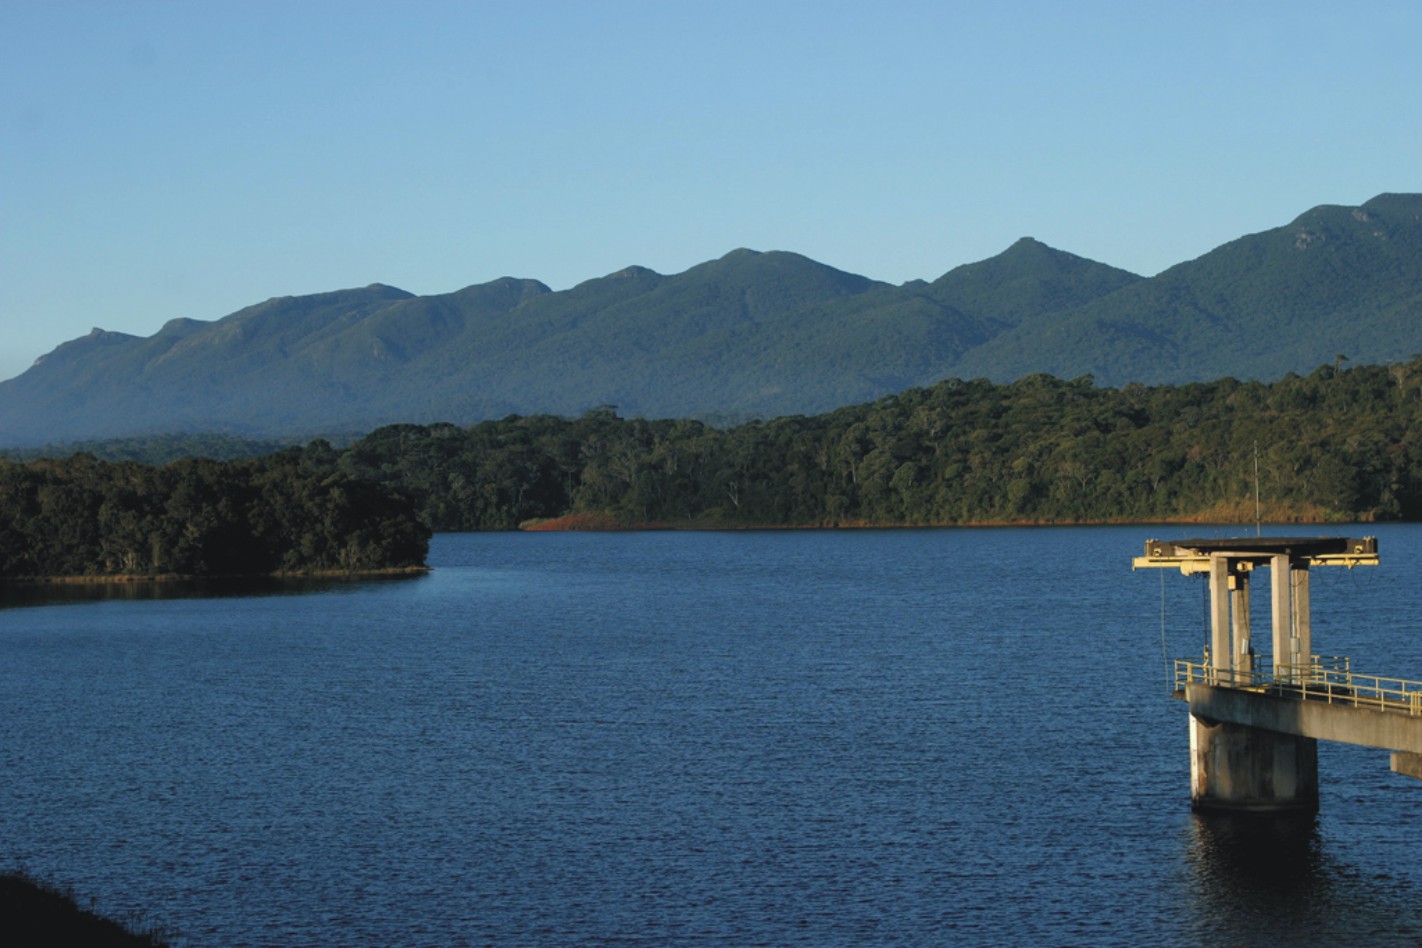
[1254,440,1261,536]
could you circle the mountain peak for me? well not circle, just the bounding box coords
[934,236,1135,286]
[3,194,1420,445]
[608,265,660,280]
[926,237,1141,331]
[79,327,136,345]
[447,276,551,307]
[683,247,880,301]
[1363,192,1422,214]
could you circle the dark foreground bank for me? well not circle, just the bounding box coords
[0,872,170,946]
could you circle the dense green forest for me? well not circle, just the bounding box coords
[333,359,1422,530]
[6,360,1420,575]
[0,445,429,579]
[0,432,300,465]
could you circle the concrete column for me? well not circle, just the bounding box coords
[1271,554,1292,681]
[1292,566,1312,677]
[1189,713,1319,812]
[1209,555,1231,684]
[1392,752,1422,780]
[1232,569,1252,685]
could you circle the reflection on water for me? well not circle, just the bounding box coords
[1183,811,1422,946]
[0,571,427,609]
[1186,811,1326,911]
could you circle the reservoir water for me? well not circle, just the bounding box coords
[3,525,1422,946]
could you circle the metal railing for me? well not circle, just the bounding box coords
[1174,655,1422,717]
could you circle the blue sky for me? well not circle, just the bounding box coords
[2,0,1419,382]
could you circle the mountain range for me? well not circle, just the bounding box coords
[2,193,1420,446]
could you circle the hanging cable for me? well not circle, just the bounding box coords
[1160,567,1171,694]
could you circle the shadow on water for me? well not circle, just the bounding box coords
[1181,811,1422,946]
[0,571,428,609]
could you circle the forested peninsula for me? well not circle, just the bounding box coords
[334,359,1422,530]
[0,446,429,581]
[6,360,1420,577]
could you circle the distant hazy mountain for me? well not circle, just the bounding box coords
[951,193,1422,383]
[2,193,1419,445]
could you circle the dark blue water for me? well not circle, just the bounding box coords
[3,525,1422,946]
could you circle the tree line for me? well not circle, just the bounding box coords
[334,358,1422,530]
[0,445,429,579]
[7,358,1420,576]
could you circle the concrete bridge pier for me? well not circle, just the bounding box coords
[1189,715,1319,813]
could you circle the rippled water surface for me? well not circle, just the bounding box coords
[4,525,1422,945]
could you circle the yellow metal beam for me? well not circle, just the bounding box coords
[1133,536,1377,573]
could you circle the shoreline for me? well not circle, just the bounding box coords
[2,565,430,587]
[518,511,1373,532]
[5,510,1382,584]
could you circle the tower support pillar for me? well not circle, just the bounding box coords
[1189,713,1318,812]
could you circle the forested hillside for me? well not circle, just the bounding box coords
[0,445,429,579]
[6,360,1418,571]
[333,358,1422,530]
[952,193,1422,384]
[4,194,1419,445]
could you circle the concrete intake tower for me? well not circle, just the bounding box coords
[1136,536,1422,812]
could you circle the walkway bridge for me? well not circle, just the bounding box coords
[1136,536,1422,812]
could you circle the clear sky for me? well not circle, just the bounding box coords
[2,0,1419,382]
